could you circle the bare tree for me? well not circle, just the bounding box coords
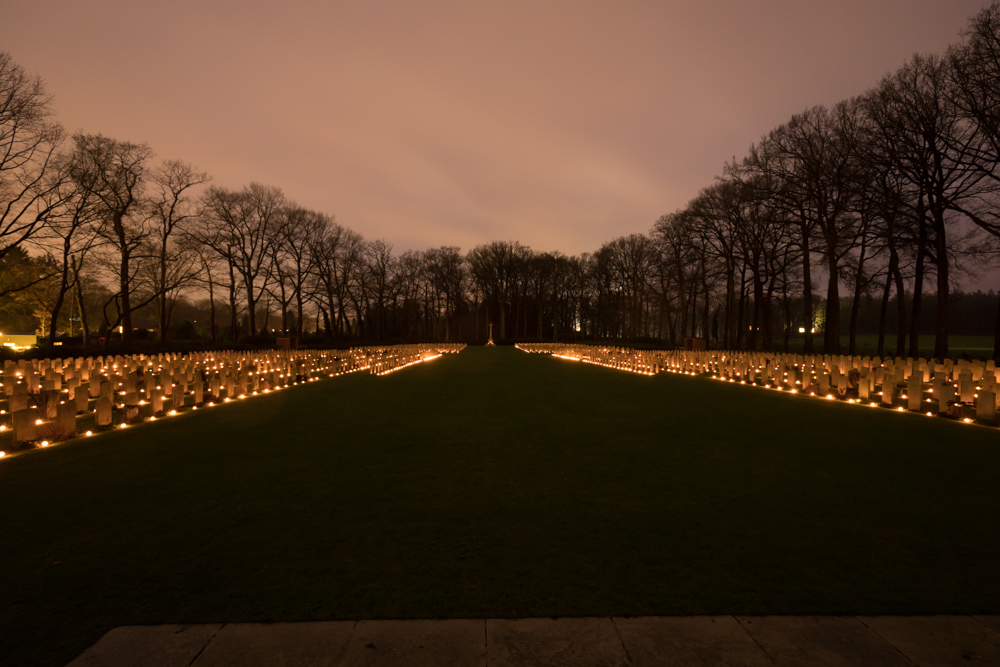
[424,246,466,341]
[199,183,285,338]
[149,160,210,342]
[31,153,103,344]
[948,2,1000,355]
[0,52,66,273]
[467,241,526,341]
[70,133,155,345]
[865,54,988,359]
[270,206,325,337]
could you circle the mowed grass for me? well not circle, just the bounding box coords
[3,346,1000,666]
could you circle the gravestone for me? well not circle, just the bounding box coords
[56,401,76,435]
[907,375,923,411]
[882,382,896,406]
[42,389,60,419]
[976,390,997,423]
[75,390,89,413]
[12,409,37,443]
[95,396,113,426]
[938,384,956,415]
[959,380,976,404]
[10,392,28,413]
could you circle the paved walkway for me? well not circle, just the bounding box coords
[68,615,1000,666]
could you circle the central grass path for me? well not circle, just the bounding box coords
[3,346,1000,665]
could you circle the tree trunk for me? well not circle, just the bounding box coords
[48,256,71,347]
[993,292,1000,360]
[933,228,949,360]
[119,248,132,346]
[909,201,928,358]
[894,263,907,359]
[73,257,89,347]
[849,234,868,356]
[735,269,747,350]
[228,263,239,343]
[158,239,168,344]
[824,242,840,355]
[749,271,763,351]
[800,224,814,354]
[724,261,735,349]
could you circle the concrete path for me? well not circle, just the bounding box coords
[68,615,1000,666]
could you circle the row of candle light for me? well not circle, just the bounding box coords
[0,345,464,459]
[518,343,993,430]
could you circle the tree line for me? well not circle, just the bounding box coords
[3,4,1000,356]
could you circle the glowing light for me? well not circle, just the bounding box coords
[40,441,49,447]
[85,431,92,436]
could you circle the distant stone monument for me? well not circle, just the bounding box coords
[486,323,495,347]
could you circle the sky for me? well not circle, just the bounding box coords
[0,0,992,257]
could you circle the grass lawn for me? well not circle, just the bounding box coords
[3,346,1000,666]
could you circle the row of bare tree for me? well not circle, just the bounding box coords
[622,3,1000,358]
[3,5,1000,355]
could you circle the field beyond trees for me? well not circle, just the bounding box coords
[2,346,999,666]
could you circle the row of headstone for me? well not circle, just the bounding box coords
[517,344,1000,426]
[517,343,665,375]
[367,344,465,375]
[1,344,465,447]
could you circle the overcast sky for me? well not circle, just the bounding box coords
[1,0,991,257]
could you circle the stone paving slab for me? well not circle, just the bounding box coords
[736,616,915,667]
[190,621,354,666]
[487,617,627,666]
[973,615,1000,635]
[860,616,1000,666]
[339,619,485,666]
[67,624,223,667]
[614,615,774,666]
[67,616,1000,666]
